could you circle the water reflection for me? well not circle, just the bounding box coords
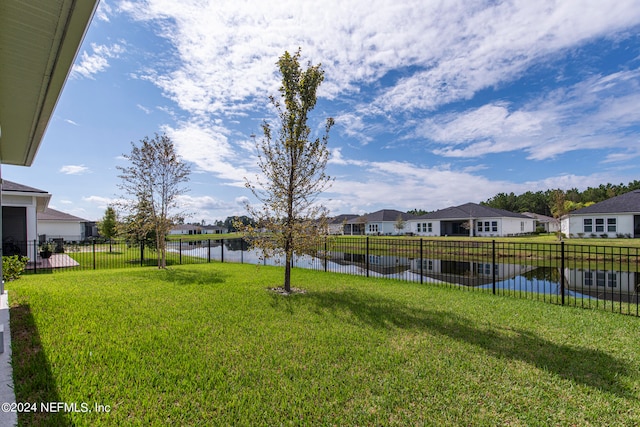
[171,244,639,302]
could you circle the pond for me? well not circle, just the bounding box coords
[169,242,639,303]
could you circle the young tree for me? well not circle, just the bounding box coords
[117,133,191,268]
[98,206,118,252]
[395,214,406,235]
[242,49,334,293]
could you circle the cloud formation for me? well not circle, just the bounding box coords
[71,43,125,79]
[60,165,90,175]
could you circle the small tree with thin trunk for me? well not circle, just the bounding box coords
[117,133,191,268]
[242,49,334,293]
[98,206,118,252]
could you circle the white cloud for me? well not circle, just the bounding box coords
[71,43,125,79]
[96,1,113,22]
[162,121,254,184]
[136,104,152,114]
[124,0,640,119]
[64,119,80,126]
[60,165,90,175]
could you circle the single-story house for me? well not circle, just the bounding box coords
[522,212,560,233]
[345,209,416,235]
[202,225,227,234]
[169,224,204,235]
[1,180,51,256]
[37,207,91,242]
[560,190,640,238]
[327,214,358,235]
[409,202,536,237]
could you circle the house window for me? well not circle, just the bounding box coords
[484,221,490,232]
[585,271,593,286]
[417,222,431,233]
[491,221,498,232]
[608,273,617,288]
[368,224,378,233]
[596,271,606,287]
[520,221,525,232]
[423,260,433,271]
[595,218,604,233]
[607,218,617,232]
[477,222,483,232]
[427,223,432,232]
[583,219,593,233]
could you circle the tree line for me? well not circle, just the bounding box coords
[481,181,640,217]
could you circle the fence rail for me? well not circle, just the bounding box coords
[7,237,640,317]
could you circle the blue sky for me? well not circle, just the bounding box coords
[6,0,640,223]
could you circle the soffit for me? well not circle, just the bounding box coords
[0,0,97,166]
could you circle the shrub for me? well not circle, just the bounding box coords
[3,255,28,281]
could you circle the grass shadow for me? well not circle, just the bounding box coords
[304,289,637,400]
[158,268,227,286]
[10,303,70,426]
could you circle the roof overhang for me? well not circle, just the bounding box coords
[0,0,98,166]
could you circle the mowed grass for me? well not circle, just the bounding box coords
[7,263,640,426]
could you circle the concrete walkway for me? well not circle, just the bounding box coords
[0,291,17,426]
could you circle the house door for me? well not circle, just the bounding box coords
[634,215,640,238]
[2,206,27,255]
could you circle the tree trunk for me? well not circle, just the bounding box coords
[284,251,292,293]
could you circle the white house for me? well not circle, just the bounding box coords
[327,214,358,235]
[37,207,90,242]
[1,181,51,256]
[522,212,560,233]
[408,203,536,237]
[561,190,640,238]
[345,210,415,235]
[169,224,204,235]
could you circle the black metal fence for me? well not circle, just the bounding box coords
[9,237,640,317]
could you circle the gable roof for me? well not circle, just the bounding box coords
[328,214,358,224]
[348,209,415,223]
[521,212,558,223]
[570,190,640,215]
[2,180,48,194]
[38,207,88,222]
[417,202,530,220]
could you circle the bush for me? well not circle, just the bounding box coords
[3,255,28,281]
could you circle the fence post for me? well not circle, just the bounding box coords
[420,239,423,284]
[221,238,224,263]
[241,238,244,264]
[93,239,96,270]
[179,239,183,265]
[560,241,565,305]
[33,240,38,274]
[140,242,144,267]
[492,240,496,295]
[207,239,211,263]
[324,236,328,273]
[366,236,370,278]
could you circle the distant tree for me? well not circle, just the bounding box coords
[407,208,429,216]
[98,206,118,252]
[118,195,156,250]
[224,216,254,232]
[117,133,191,268]
[241,48,334,293]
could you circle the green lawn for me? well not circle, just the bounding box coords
[7,263,640,426]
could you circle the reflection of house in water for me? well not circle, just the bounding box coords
[326,252,410,275]
[410,259,535,287]
[564,269,640,303]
